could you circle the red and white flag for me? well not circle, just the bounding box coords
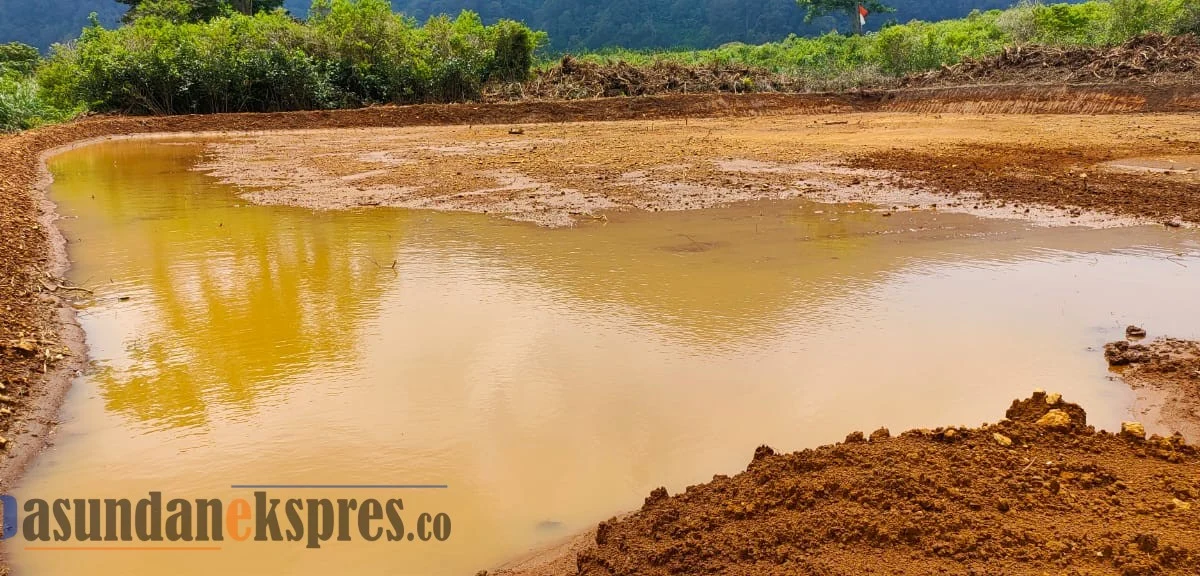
[858,4,869,26]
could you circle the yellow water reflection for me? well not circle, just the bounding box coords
[8,138,1200,576]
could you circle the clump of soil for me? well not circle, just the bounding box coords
[577,392,1200,576]
[908,34,1200,87]
[489,56,808,101]
[1106,336,1200,442]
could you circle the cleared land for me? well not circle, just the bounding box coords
[1,84,1199,575]
[195,110,1200,228]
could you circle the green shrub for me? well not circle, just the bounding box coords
[0,42,40,76]
[995,1,1041,43]
[1105,0,1188,42]
[12,0,1200,126]
[491,20,539,82]
[37,0,541,114]
[0,74,57,131]
[1175,1,1200,34]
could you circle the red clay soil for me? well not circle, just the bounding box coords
[576,392,1200,576]
[1106,337,1200,443]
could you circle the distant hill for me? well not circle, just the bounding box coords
[3,0,1057,52]
[384,0,1033,51]
[0,0,125,52]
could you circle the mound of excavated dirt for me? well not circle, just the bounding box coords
[1106,337,1200,443]
[487,56,809,101]
[907,34,1200,87]
[576,392,1200,576]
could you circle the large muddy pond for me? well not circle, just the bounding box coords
[10,138,1200,575]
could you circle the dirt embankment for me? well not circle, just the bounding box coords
[569,392,1200,576]
[1106,333,1200,444]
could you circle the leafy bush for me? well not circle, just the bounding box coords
[1175,1,1200,35]
[6,0,1199,127]
[38,0,542,114]
[1104,0,1191,43]
[0,42,41,76]
[491,20,541,82]
[1,42,76,132]
[0,74,56,131]
[995,1,1042,43]
[569,0,1195,82]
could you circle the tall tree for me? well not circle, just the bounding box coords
[795,0,894,34]
[116,0,283,22]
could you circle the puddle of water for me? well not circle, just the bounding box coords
[1105,155,1200,182]
[10,139,1200,575]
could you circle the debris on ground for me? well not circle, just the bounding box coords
[487,56,808,101]
[906,33,1200,87]
[1106,337,1200,443]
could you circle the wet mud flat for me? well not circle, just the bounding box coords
[1106,334,1200,444]
[194,112,1200,228]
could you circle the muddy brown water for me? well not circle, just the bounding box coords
[9,139,1200,575]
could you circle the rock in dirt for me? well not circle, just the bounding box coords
[1105,339,1149,366]
[1036,409,1073,430]
[1006,390,1087,430]
[1127,325,1148,339]
[993,432,1013,447]
[1122,421,1148,440]
[1106,337,1200,444]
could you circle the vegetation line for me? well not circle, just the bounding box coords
[1,0,1198,131]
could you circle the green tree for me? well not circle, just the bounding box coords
[795,0,895,34]
[0,42,41,76]
[117,0,283,23]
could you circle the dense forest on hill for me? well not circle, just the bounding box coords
[2,0,1071,51]
[387,0,1039,50]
